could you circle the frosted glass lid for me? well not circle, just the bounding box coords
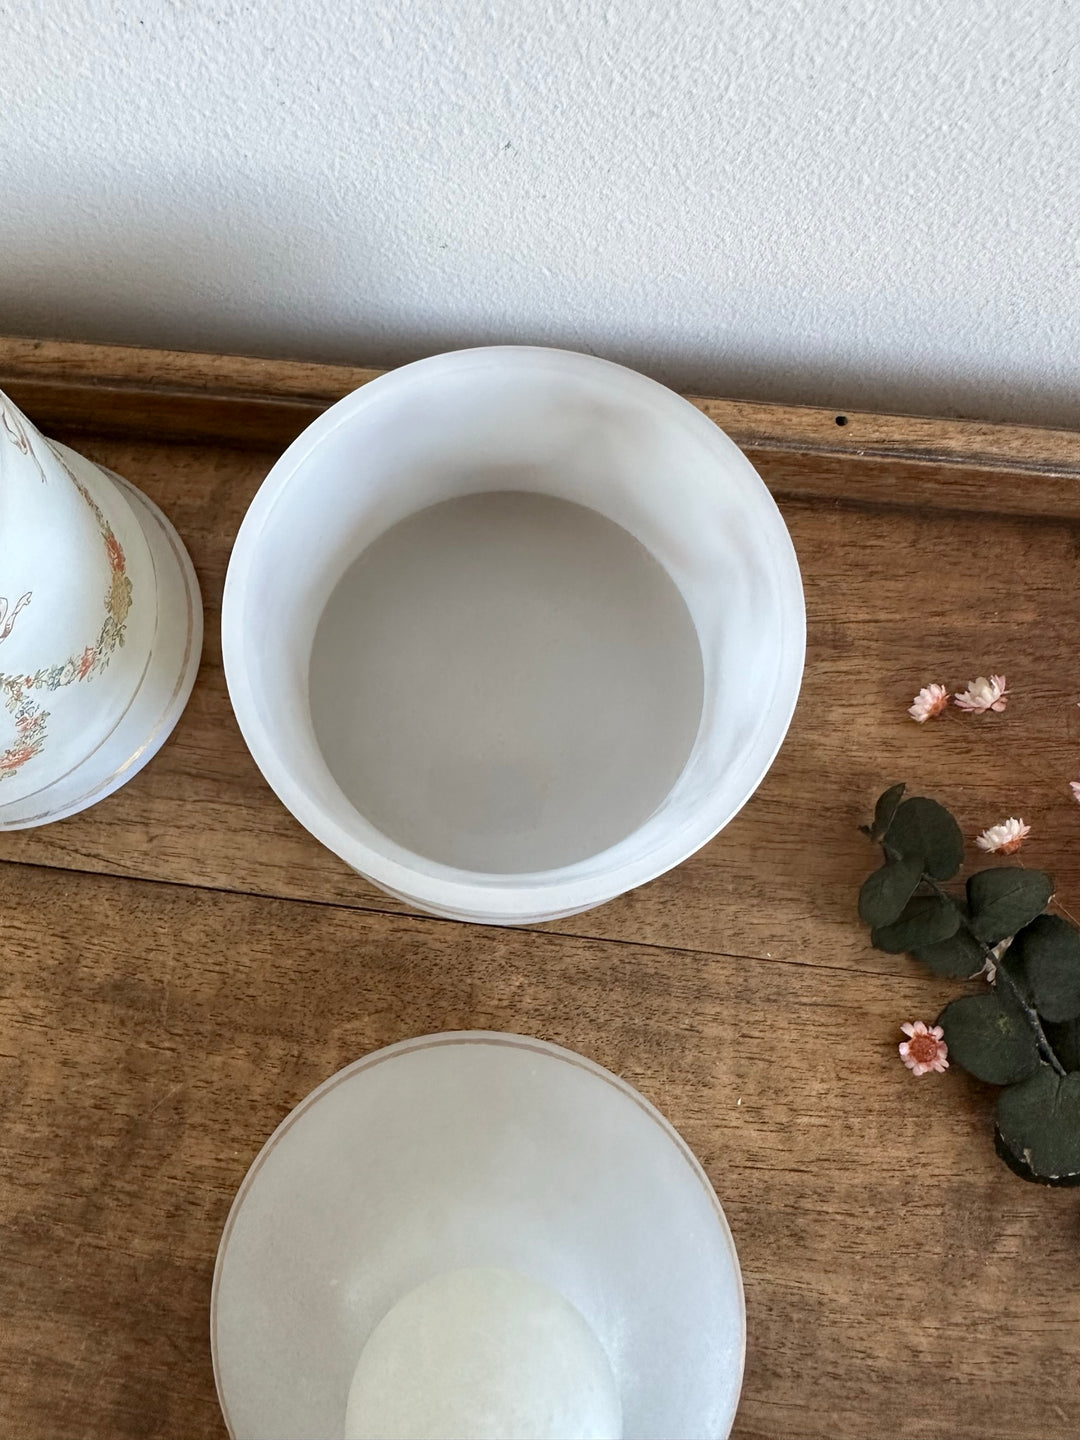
[212,1031,745,1440]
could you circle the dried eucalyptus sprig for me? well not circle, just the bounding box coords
[860,783,1080,1185]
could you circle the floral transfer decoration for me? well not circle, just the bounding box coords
[0,592,31,643]
[0,422,134,782]
[1,402,47,483]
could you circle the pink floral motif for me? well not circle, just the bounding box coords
[1071,781,1080,805]
[0,744,37,772]
[0,679,49,776]
[0,445,133,781]
[899,1021,949,1076]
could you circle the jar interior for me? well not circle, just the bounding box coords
[308,490,704,873]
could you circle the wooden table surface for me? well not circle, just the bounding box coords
[1,338,1079,1440]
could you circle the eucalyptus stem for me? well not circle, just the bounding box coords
[920,872,1067,1078]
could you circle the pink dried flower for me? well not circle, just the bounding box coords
[908,683,950,723]
[975,817,1031,855]
[1070,781,1080,804]
[899,1021,949,1076]
[954,675,1009,714]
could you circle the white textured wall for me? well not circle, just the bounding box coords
[2,0,1078,425]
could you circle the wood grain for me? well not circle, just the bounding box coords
[2,338,1080,1440]
[2,861,1078,1440]
[1,432,1078,969]
[3,336,1080,515]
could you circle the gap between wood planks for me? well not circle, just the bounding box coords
[0,854,887,982]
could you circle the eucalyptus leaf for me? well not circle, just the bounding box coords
[1045,1018,1080,1073]
[884,797,964,880]
[939,993,1041,1085]
[870,783,907,842]
[1008,914,1080,1023]
[858,856,923,927]
[966,867,1054,945]
[914,925,986,979]
[995,1067,1080,1182]
[871,894,960,954]
[994,1126,1080,1186]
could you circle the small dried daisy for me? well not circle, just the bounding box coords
[975,817,1030,855]
[899,1021,949,1076]
[1070,780,1080,804]
[954,674,1009,714]
[908,683,950,723]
